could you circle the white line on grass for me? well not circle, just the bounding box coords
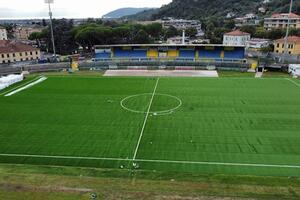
[132,78,160,161]
[1,153,300,169]
[285,78,300,87]
[4,76,47,97]
[0,76,43,96]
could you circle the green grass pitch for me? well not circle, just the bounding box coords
[0,76,300,177]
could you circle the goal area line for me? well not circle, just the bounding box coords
[1,153,300,169]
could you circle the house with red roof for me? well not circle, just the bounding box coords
[264,13,300,30]
[274,36,300,55]
[223,30,251,46]
[0,40,41,64]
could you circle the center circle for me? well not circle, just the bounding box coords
[120,93,182,115]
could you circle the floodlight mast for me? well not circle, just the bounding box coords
[45,0,56,60]
[283,0,293,63]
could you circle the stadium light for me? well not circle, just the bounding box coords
[283,0,293,63]
[45,0,56,60]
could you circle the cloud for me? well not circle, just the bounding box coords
[0,0,171,19]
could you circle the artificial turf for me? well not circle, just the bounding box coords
[0,76,300,176]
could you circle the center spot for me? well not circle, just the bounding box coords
[121,93,182,115]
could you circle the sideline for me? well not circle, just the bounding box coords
[4,76,47,97]
[0,153,300,169]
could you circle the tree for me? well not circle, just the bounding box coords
[240,25,256,36]
[143,23,162,39]
[133,30,151,44]
[186,27,197,38]
[164,26,179,40]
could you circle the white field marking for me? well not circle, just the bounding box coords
[1,153,300,169]
[4,76,47,97]
[120,93,182,115]
[0,76,43,96]
[0,153,130,161]
[132,78,159,161]
[285,78,300,87]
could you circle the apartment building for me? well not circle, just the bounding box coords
[223,30,251,46]
[264,13,300,30]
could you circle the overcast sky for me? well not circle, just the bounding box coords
[0,0,172,19]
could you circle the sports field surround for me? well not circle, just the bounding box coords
[0,76,300,177]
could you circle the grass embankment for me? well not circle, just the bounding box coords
[0,164,300,200]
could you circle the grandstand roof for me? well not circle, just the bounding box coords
[95,44,245,48]
[224,30,250,36]
[0,40,39,54]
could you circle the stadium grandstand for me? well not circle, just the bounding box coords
[94,44,245,62]
[94,44,248,71]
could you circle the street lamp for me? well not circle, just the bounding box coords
[283,0,293,63]
[45,0,56,60]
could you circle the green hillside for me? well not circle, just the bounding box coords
[131,0,300,20]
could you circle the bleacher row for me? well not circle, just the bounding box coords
[95,46,245,61]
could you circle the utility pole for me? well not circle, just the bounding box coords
[45,0,56,60]
[283,0,293,63]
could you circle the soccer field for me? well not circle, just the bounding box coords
[0,76,300,177]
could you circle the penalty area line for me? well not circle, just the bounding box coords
[285,78,300,87]
[1,153,300,169]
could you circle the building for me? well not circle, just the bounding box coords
[274,36,300,55]
[13,26,43,40]
[0,26,8,40]
[162,18,204,37]
[0,40,41,64]
[264,13,300,30]
[246,38,272,49]
[95,44,245,62]
[223,30,251,46]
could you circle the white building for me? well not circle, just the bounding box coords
[223,30,251,46]
[246,38,271,49]
[162,18,204,37]
[289,64,300,77]
[0,26,8,40]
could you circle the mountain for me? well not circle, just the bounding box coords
[102,7,155,19]
[128,0,300,20]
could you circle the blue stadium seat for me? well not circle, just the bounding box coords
[179,50,195,58]
[95,52,111,59]
[200,48,221,59]
[224,49,245,59]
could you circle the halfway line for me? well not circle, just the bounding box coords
[132,78,160,161]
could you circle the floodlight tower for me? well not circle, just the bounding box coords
[45,0,56,59]
[283,0,293,63]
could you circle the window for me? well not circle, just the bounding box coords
[277,43,280,48]
[282,44,285,48]
[30,52,33,55]
[276,50,279,53]
[25,52,28,56]
[1,54,4,58]
[7,54,9,58]
[289,51,291,54]
[13,53,15,57]
[20,53,22,56]
[36,51,38,55]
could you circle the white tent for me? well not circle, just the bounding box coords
[0,74,24,91]
[289,64,300,77]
